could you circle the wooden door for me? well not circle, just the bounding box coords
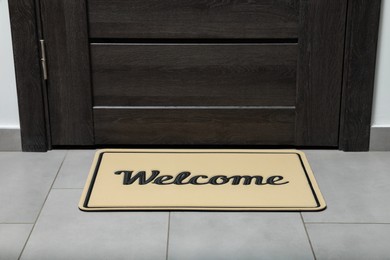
[40,0,347,147]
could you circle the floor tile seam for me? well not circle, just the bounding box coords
[300,213,317,260]
[51,188,83,190]
[0,223,34,225]
[304,222,390,225]
[165,212,171,260]
[17,150,68,260]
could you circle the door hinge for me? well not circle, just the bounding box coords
[39,39,48,80]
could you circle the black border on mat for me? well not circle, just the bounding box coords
[82,151,322,211]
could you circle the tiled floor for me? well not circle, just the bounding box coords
[0,150,389,260]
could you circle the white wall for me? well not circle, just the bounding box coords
[372,0,390,127]
[0,0,20,129]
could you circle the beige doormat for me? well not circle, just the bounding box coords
[79,149,326,211]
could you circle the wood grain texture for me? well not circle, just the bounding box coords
[339,0,381,151]
[33,0,52,149]
[295,0,348,146]
[94,108,295,145]
[91,44,297,106]
[40,0,94,145]
[8,0,48,151]
[87,0,299,39]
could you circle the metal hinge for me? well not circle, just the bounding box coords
[39,39,48,80]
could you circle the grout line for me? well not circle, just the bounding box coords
[51,188,83,189]
[305,222,390,225]
[0,223,34,225]
[165,212,171,260]
[17,150,68,260]
[300,213,317,260]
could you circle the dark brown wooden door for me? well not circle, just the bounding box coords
[40,0,347,147]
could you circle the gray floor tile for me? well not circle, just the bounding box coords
[302,150,390,223]
[168,212,314,260]
[0,151,66,223]
[0,224,33,260]
[20,189,169,260]
[306,224,390,260]
[53,150,96,189]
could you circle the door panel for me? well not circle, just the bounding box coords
[295,0,348,146]
[41,0,348,147]
[91,44,297,106]
[94,108,295,144]
[87,0,299,39]
[40,0,94,145]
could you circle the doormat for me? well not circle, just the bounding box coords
[79,149,326,211]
